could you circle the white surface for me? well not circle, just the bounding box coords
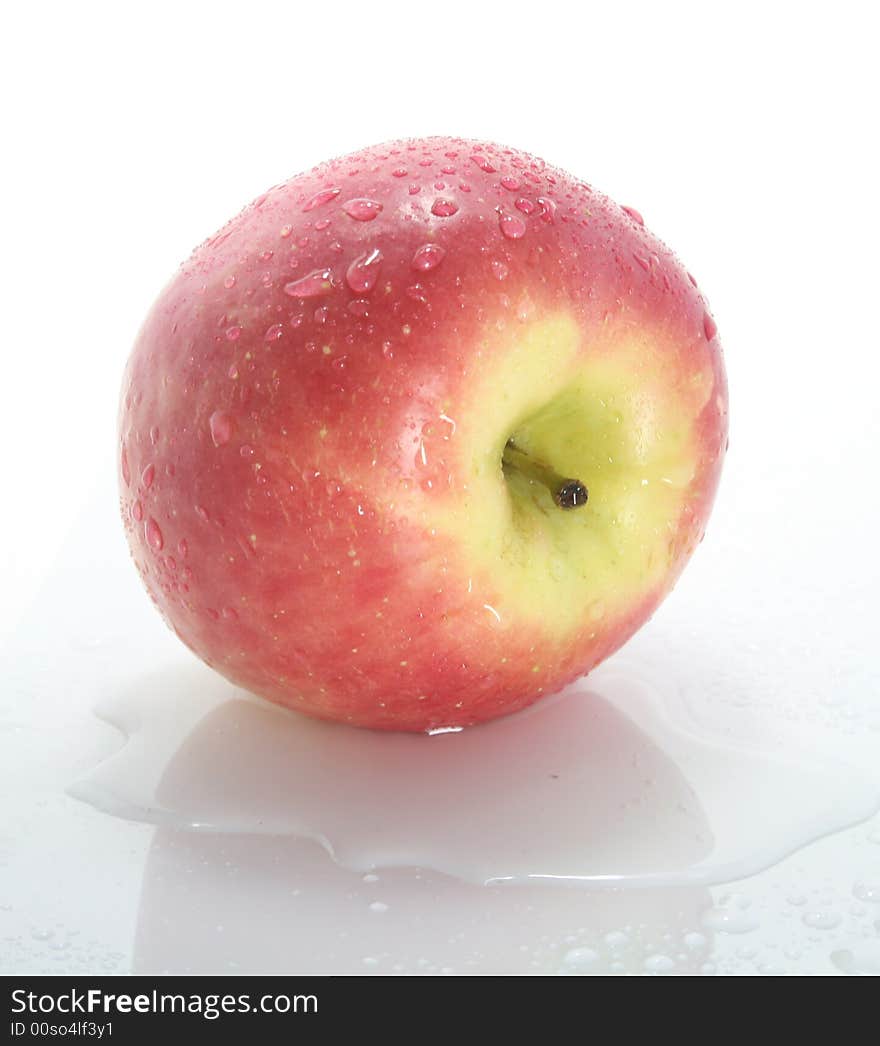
[2,1,879,975]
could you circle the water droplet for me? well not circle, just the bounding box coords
[406,284,428,303]
[223,275,236,289]
[130,500,143,523]
[222,606,238,621]
[145,518,164,552]
[431,198,459,217]
[831,940,880,975]
[149,425,160,445]
[802,909,842,930]
[853,881,880,903]
[368,901,389,914]
[537,196,557,222]
[348,299,370,318]
[701,903,759,934]
[345,248,383,294]
[500,175,520,191]
[342,198,383,221]
[284,269,334,298]
[491,260,509,281]
[302,186,341,212]
[314,305,328,325]
[499,211,527,240]
[391,167,407,178]
[515,197,536,215]
[560,946,599,972]
[209,410,233,447]
[225,325,241,341]
[412,243,446,272]
[121,448,130,486]
[264,323,284,343]
[141,464,155,489]
[682,932,707,951]
[177,539,188,557]
[470,154,496,173]
[621,205,645,225]
[703,312,718,341]
[644,954,675,974]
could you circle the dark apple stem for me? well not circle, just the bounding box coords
[502,440,588,510]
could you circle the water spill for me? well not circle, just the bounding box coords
[69,663,879,889]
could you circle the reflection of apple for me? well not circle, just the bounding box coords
[118,136,727,730]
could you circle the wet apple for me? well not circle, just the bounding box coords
[118,137,727,731]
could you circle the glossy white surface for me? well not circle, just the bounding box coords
[2,1,878,976]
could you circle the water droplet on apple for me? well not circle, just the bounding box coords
[302,186,341,212]
[223,274,236,289]
[470,154,496,173]
[391,167,407,178]
[177,539,188,557]
[515,197,537,215]
[225,325,241,341]
[141,464,155,489]
[491,260,509,281]
[130,500,143,523]
[284,269,334,298]
[406,284,428,304]
[264,324,284,343]
[536,197,557,223]
[144,518,164,552]
[209,411,233,447]
[430,198,459,217]
[499,211,527,239]
[500,176,520,191]
[341,198,383,221]
[412,243,446,272]
[121,448,131,487]
[703,312,718,341]
[621,205,645,225]
[802,909,842,930]
[345,248,383,294]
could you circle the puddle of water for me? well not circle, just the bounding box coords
[69,660,880,889]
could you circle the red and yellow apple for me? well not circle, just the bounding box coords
[118,136,727,731]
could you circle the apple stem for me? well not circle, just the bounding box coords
[502,440,588,510]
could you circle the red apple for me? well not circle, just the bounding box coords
[119,136,727,731]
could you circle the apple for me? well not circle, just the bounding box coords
[119,136,727,731]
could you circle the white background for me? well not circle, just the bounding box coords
[1,1,879,976]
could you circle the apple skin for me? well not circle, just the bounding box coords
[119,137,727,731]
